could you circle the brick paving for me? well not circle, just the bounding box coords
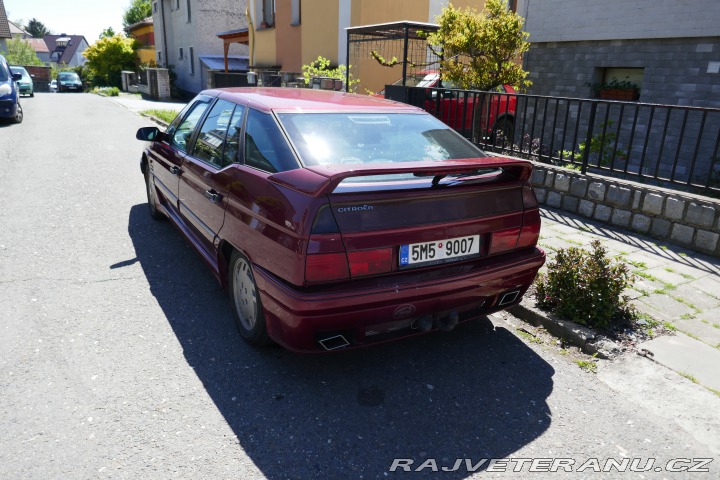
[537,207,720,350]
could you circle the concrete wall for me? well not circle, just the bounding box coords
[531,163,720,257]
[524,37,720,108]
[524,0,720,43]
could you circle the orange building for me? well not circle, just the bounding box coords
[125,17,156,65]
[247,0,497,92]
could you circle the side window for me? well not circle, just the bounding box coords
[169,99,211,152]
[223,105,246,166]
[244,109,297,173]
[192,99,237,167]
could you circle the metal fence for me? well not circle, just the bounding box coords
[386,85,720,196]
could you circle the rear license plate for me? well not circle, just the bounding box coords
[399,235,480,267]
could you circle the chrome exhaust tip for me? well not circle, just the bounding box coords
[498,290,520,306]
[318,334,350,351]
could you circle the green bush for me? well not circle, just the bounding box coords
[534,240,635,329]
[92,86,120,96]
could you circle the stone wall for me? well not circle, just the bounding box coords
[530,163,720,257]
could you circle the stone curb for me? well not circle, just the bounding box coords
[509,300,621,359]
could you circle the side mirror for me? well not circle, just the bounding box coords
[12,73,21,81]
[30,74,35,78]
[136,126,163,142]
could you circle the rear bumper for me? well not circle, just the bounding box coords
[254,247,545,353]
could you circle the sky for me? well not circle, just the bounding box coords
[4,0,128,43]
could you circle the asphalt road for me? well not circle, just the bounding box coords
[0,93,717,479]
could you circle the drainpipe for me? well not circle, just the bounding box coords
[246,1,255,67]
[160,0,168,67]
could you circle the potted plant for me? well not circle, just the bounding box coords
[588,77,640,101]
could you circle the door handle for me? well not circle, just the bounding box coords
[204,189,223,204]
[170,165,181,176]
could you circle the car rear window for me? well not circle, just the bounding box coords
[276,112,485,168]
[59,72,80,81]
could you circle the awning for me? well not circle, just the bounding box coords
[199,55,249,71]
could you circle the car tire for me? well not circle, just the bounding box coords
[11,103,22,124]
[491,117,514,147]
[30,92,34,98]
[144,169,165,220]
[228,251,271,346]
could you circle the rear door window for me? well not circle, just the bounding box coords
[243,109,297,173]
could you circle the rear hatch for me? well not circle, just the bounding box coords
[272,158,540,283]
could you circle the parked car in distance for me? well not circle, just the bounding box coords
[136,88,544,353]
[49,79,58,92]
[9,66,33,97]
[57,71,83,92]
[0,55,22,123]
[381,71,517,141]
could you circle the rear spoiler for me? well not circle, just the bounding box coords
[268,157,533,197]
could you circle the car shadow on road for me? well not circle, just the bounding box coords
[126,204,555,478]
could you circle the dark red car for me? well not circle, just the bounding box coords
[136,88,544,353]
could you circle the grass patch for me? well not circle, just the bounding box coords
[516,329,543,344]
[575,359,597,373]
[679,252,687,257]
[673,297,700,313]
[92,86,120,96]
[635,271,659,282]
[664,267,675,273]
[679,273,695,280]
[628,260,648,269]
[680,330,701,341]
[663,321,677,331]
[566,238,584,246]
[707,387,720,397]
[683,314,696,320]
[141,109,179,124]
[678,371,698,384]
[713,323,720,329]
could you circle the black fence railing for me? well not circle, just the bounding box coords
[385,85,720,195]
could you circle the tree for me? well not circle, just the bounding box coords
[4,38,43,66]
[83,35,136,87]
[426,0,531,91]
[27,18,50,38]
[100,27,116,39]
[123,0,152,28]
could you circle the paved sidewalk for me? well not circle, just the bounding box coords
[108,92,186,114]
[536,207,720,391]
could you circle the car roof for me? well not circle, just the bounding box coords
[202,87,423,114]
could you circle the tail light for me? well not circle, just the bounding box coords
[348,249,392,277]
[488,227,521,255]
[306,252,350,282]
[517,209,541,248]
[489,183,541,254]
[306,206,350,282]
[517,183,541,248]
[305,205,394,282]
